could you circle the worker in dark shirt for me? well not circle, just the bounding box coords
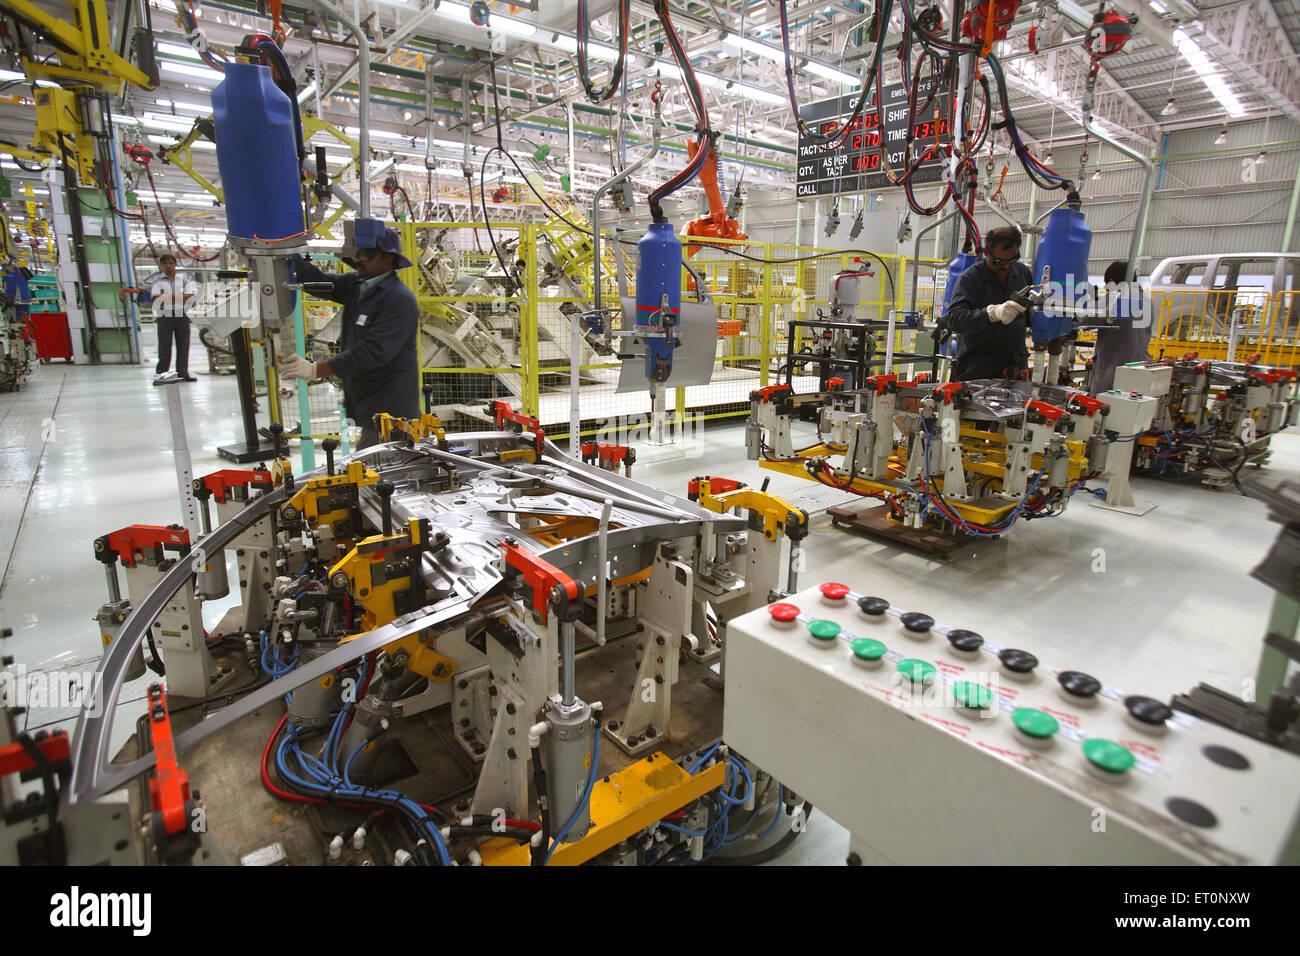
[944,226,1035,381]
[1090,260,1151,395]
[280,219,419,449]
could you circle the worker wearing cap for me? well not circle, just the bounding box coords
[944,226,1034,382]
[280,219,419,449]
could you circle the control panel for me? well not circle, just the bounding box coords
[724,583,1300,865]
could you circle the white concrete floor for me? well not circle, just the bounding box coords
[3,335,1298,865]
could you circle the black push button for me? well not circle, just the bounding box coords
[999,648,1038,674]
[1125,695,1172,726]
[857,596,889,616]
[947,629,984,652]
[1058,670,1100,698]
[900,612,934,633]
[1202,744,1250,771]
[1166,797,1217,829]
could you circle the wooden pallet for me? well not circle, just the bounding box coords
[826,503,986,559]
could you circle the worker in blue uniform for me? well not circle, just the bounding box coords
[944,226,1035,382]
[280,219,419,449]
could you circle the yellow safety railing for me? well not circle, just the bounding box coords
[1149,289,1300,367]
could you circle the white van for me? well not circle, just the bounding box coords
[1149,252,1300,341]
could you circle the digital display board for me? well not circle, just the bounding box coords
[796,79,949,197]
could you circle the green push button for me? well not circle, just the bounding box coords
[1011,708,1059,739]
[807,619,842,642]
[953,681,994,710]
[896,658,935,684]
[850,638,886,661]
[1082,738,1136,774]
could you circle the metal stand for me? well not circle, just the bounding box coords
[159,380,201,540]
[217,327,278,462]
[1090,434,1156,517]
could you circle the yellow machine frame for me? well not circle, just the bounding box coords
[0,0,154,90]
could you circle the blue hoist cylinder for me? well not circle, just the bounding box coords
[212,61,303,244]
[1031,207,1092,346]
[635,221,682,382]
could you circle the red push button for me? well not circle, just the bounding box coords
[768,602,801,624]
[819,582,850,601]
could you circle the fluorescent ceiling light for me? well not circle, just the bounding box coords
[111,113,142,126]
[156,42,202,61]
[297,82,317,104]
[1173,28,1245,117]
[394,163,429,173]
[0,69,25,82]
[147,134,216,151]
[803,61,858,87]
[344,127,407,141]
[174,198,213,206]
[493,17,536,38]
[694,71,786,106]
[721,34,784,62]
[160,62,223,86]
[143,112,195,133]
[539,32,616,61]
[435,1,473,24]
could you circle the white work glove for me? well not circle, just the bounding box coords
[987,299,1027,325]
[281,353,318,381]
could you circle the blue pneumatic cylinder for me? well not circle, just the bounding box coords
[1031,207,1092,346]
[212,61,304,244]
[635,221,682,382]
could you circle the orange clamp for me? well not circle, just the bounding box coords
[1024,400,1067,423]
[103,525,191,568]
[1068,394,1107,417]
[934,383,964,405]
[501,541,579,624]
[492,400,545,454]
[200,468,273,504]
[146,684,192,838]
[753,384,792,403]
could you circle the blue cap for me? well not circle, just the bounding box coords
[350,217,413,270]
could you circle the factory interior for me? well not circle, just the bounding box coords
[1,0,1300,879]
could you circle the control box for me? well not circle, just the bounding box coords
[1099,389,1157,436]
[1113,362,1173,397]
[724,583,1300,865]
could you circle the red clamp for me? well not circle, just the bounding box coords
[501,540,580,624]
[912,372,930,384]
[827,377,845,392]
[200,468,273,504]
[1277,369,1298,382]
[1179,351,1199,363]
[752,384,792,404]
[1248,370,1281,385]
[491,400,545,454]
[146,684,192,838]
[934,382,963,406]
[865,374,898,395]
[581,441,632,470]
[99,525,191,568]
[1067,394,1107,417]
[687,475,744,500]
[1024,400,1067,424]
[0,731,70,778]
